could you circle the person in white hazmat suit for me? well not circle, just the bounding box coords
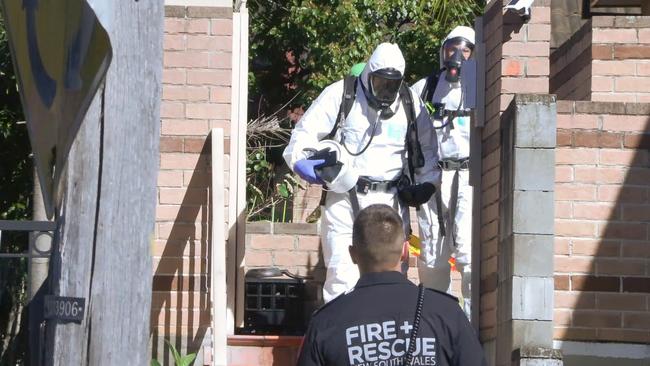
[411,26,475,317]
[283,43,441,302]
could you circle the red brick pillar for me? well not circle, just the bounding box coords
[479,1,551,364]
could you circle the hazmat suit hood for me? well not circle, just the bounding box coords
[439,26,475,68]
[438,26,475,84]
[360,43,405,114]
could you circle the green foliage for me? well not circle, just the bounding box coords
[246,147,303,222]
[150,340,196,366]
[247,148,273,216]
[0,9,30,221]
[0,9,32,366]
[249,0,484,114]
[150,340,198,366]
[245,112,303,222]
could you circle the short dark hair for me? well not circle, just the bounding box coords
[352,204,404,268]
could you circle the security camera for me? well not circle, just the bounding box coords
[503,0,533,22]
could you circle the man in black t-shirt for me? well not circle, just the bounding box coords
[297,204,485,366]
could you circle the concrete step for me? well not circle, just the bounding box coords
[227,335,302,366]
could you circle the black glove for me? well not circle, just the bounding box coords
[398,183,436,207]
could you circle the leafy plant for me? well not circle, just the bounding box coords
[246,147,274,218]
[151,340,197,366]
[275,173,301,222]
[246,147,304,222]
[245,110,304,222]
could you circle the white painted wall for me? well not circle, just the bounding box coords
[164,0,231,7]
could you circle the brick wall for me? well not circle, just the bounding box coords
[480,0,551,351]
[481,0,503,346]
[591,16,650,103]
[152,5,233,364]
[291,184,322,223]
[554,100,650,344]
[550,21,592,100]
[551,16,650,103]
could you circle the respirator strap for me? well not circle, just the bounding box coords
[348,188,361,218]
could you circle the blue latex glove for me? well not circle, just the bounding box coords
[294,159,325,184]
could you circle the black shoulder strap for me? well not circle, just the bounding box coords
[399,83,424,183]
[400,82,417,126]
[316,76,357,212]
[324,75,357,141]
[420,73,439,104]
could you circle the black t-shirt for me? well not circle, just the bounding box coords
[297,271,486,366]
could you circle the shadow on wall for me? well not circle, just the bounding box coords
[555,106,650,352]
[304,243,326,319]
[151,140,211,365]
[300,237,326,316]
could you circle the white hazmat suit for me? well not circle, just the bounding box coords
[284,43,441,302]
[411,26,475,317]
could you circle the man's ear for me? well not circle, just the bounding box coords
[400,241,409,261]
[349,245,358,264]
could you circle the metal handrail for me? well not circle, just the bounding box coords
[0,220,55,258]
[0,220,56,232]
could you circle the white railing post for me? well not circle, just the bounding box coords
[211,128,227,366]
[229,0,249,334]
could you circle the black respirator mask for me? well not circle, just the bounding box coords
[363,68,403,114]
[442,37,474,83]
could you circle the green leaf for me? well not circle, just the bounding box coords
[165,340,182,364]
[151,360,162,366]
[180,353,197,366]
[278,183,289,198]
